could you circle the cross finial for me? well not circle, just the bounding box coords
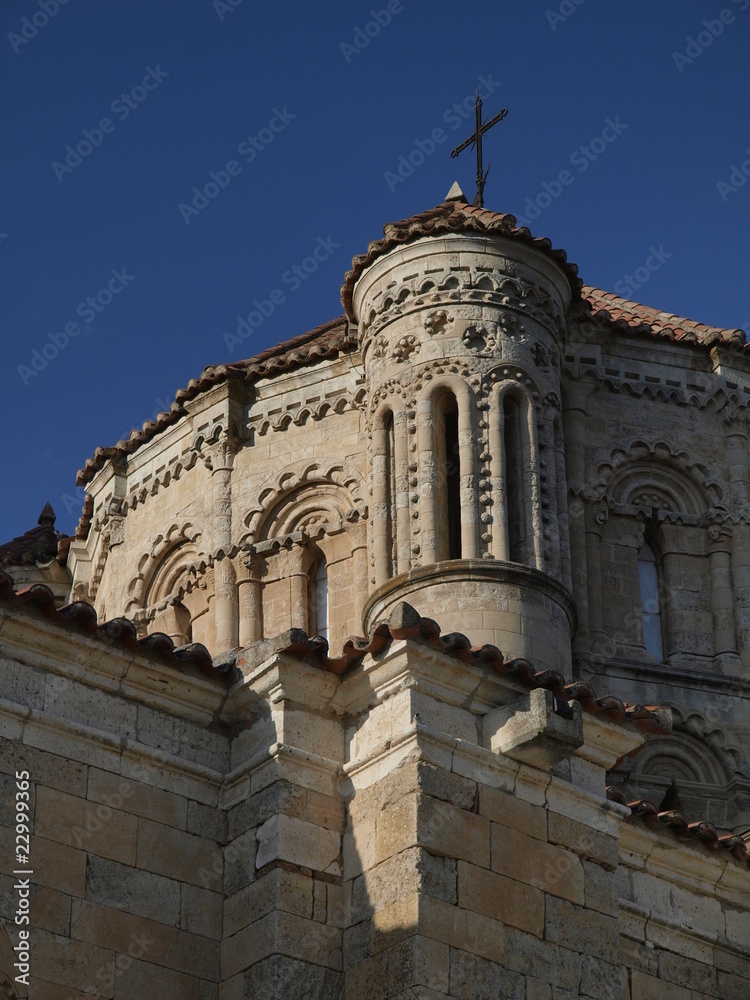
[450,92,508,207]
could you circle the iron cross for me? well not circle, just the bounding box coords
[450,94,508,207]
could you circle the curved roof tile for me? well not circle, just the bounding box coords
[261,600,669,736]
[340,199,582,320]
[0,570,222,678]
[75,316,349,486]
[579,285,746,349]
[606,785,749,867]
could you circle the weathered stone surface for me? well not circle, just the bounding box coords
[86,854,181,925]
[545,897,619,964]
[579,956,622,1000]
[491,824,584,905]
[221,955,343,1000]
[448,948,526,1000]
[458,860,544,938]
[255,813,340,873]
[478,782,546,840]
[70,898,219,979]
[503,928,581,990]
[224,867,314,938]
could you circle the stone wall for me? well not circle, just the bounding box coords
[0,598,747,997]
[0,601,229,998]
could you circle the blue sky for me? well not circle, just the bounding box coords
[1,0,749,543]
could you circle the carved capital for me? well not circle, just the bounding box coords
[198,427,245,472]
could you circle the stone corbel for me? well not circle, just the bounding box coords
[482,687,584,769]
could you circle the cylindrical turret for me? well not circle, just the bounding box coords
[343,200,579,674]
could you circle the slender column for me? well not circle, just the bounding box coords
[203,435,240,653]
[584,504,606,645]
[726,423,750,666]
[731,523,750,668]
[658,523,690,662]
[394,409,412,574]
[237,554,263,646]
[457,386,480,560]
[371,420,391,587]
[562,385,593,652]
[540,410,561,579]
[417,396,438,565]
[214,558,237,653]
[488,393,509,561]
[526,402,543,571]
[288,545,310,632]
[708,524,737,659]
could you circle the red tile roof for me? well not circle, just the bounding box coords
[243,600,669,736]
[0,570,221,677]
[75,316,349,486]
[74,206,745,492]
[340,199,582,320]
[606,786,749,867]
[580,285,746,349]
[0,503,64,567]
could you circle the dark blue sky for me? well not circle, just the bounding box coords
[2,0,749,542]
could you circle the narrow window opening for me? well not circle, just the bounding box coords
[313,557,329,642]
[384,411,396,576]
[441,396,461,559]
[504,394,526,563]
[639,541,663,660]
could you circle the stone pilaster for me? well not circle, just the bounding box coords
[219,646,347,998]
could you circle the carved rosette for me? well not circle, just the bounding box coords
[351,233,570,407]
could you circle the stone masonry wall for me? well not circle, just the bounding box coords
[0,603,229,998]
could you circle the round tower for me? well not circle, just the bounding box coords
[342,193,580,674]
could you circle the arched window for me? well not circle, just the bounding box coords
[503,393,527,563]
[312,557,329,641]
[435,392,461,560]
[639,540,663,659]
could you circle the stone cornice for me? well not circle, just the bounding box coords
[0,599,227,726]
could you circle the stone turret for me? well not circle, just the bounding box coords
[342,192,581,673]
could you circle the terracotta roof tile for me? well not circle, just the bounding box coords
[340,199,582,320]
[76,316,349,486]
[606,785,750,867]
[0,503,64,567]
[579,285,746,349]
[0,570,223,678]
[243,601,669,736]
[75,212,746,494]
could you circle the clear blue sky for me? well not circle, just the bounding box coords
[1,0,749,542]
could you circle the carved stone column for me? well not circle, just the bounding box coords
[562,383,594,654]
[707,523,738,666]
[201,433,242,653]
[237,553,263,646]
